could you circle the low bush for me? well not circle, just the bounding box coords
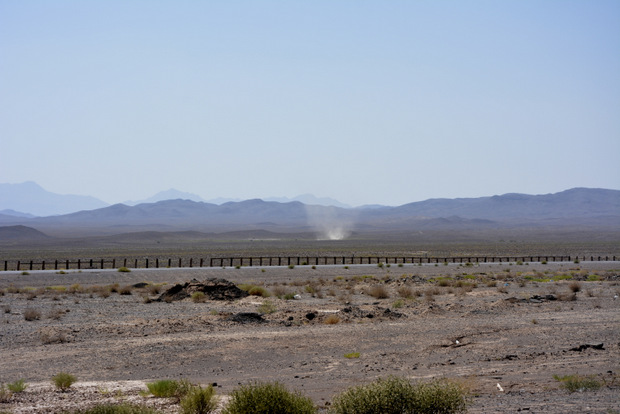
[271,285,288,297]
[568,281,582,293]
[324,314,340,325]
[222,381,316,414]
[553,374,601,393]
[24,308,41,321]
[52,372,77,391]
[257,300,276,314]
[344,352,360,359]
[118,267,131,273]
[119,286,133,295]
[329,376,468,414]
[397,286,413,298]
[7,379,27,393]
[366,285,389,299]
[191,291,206,303]
[180,385,217,414]
[239,284,271,297]
[146,379,192,401]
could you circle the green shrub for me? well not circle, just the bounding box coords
[329,376,468,414]
[553,374,601,392]
[52,372,77,391]
[344,352,360,359]
[118,267,131,273]
[146,379,192,401]
[248,286,270,297]
[191,291,206,303]
[222,381,316,414]
[411,378,469,413]
[288,264,295,269]
[180,385,217,414]
[257,300,276,314]
[70,403,162,413]
[7,379,27,393]
[329,376,415,414]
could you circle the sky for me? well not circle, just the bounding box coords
[1,1,619,207]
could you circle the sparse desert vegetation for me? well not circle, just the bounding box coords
[0,255,618,413]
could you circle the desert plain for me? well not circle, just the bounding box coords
[0,256,619,413]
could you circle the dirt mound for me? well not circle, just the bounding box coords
[156,278,248,302]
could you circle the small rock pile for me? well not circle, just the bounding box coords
[156,278,248,302]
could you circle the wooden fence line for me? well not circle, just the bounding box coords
[1,255,617,272]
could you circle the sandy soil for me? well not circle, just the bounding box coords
[1,261,619,413]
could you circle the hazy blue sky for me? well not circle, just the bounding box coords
[1,1,619,206]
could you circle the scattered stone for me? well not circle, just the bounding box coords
[570,343,604,352]
[305,312,316,320]
[383,308,405,318]
[228,312,266,324]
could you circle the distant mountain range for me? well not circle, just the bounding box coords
[0,182,109,216]
[0,182,352,216]
[0,187,618,240]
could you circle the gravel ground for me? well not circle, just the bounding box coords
[1,261,619,413]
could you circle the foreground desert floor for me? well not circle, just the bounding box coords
[1,261,619,413]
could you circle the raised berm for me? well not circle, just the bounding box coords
[156,278,248,302]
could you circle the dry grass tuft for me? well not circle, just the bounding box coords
[569,281,582,293]
[397,286,413,299]
[366,285,390,299]
[24,308,41,321]
[324,314,341,324]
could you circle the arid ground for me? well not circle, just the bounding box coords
[1,261,619,413]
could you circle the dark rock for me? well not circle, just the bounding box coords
[132,282,149,288]
[384,308,405,318]
[305,312,316,320]
[156,278,248,302]
[229,312,266,324]
[545,294,557,301]
[570,343,605,352]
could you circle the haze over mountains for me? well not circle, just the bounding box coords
[0,182,351,216]
[0,183,618,241]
